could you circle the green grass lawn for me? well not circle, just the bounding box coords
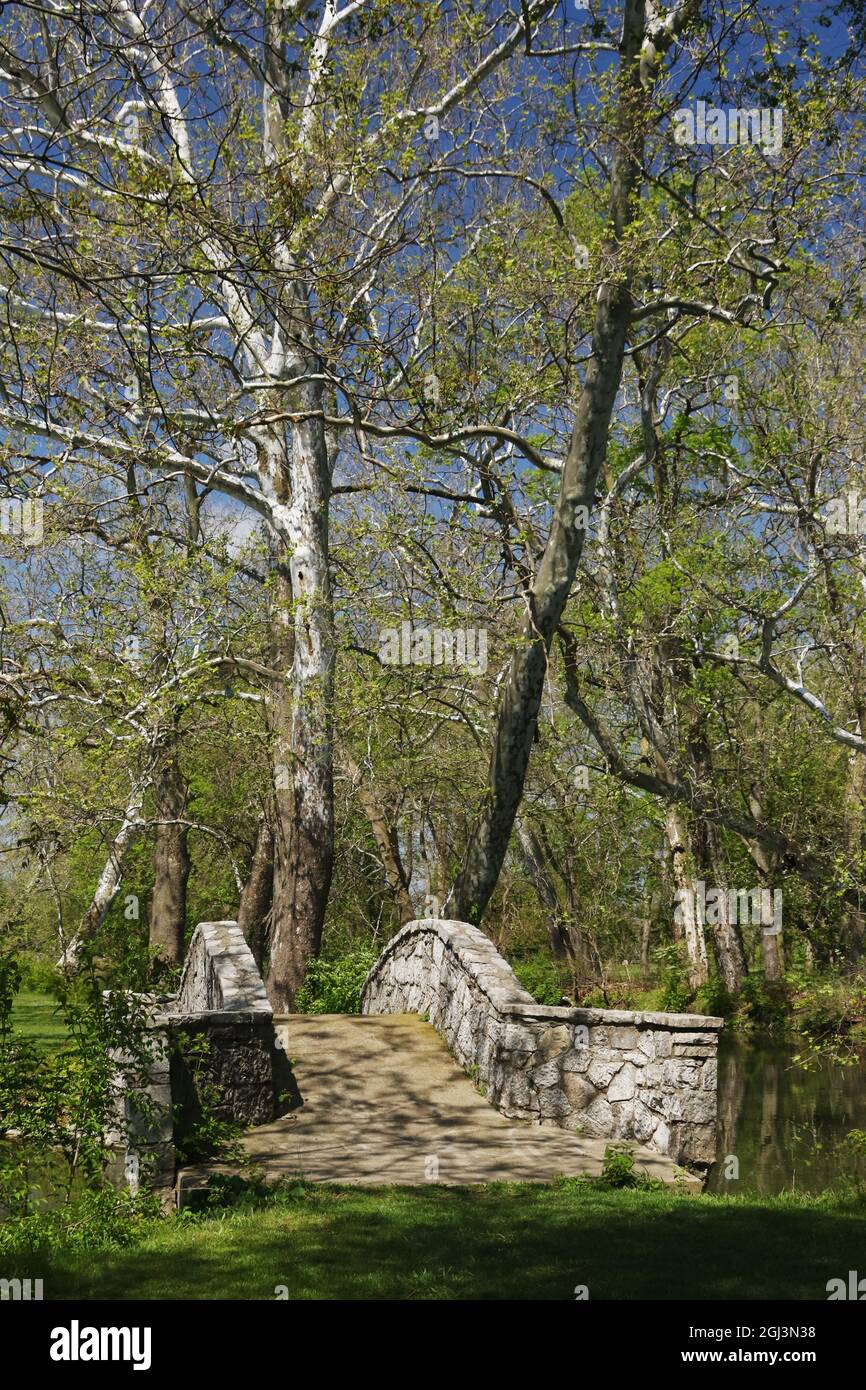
[25,1180,866,1300]
[11,991,68,1050]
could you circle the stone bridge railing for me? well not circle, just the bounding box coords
[108,921,292,1201]
[362,918,723,1168]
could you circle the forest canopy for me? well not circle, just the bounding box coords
[1,0,865,1025]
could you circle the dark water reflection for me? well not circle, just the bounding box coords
[706,1035,866,1195]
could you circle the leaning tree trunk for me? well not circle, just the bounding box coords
[149,740,190,974]
[60,780,150,970]
[448,0,652,922]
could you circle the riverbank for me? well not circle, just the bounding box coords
[14,1179,866,1300]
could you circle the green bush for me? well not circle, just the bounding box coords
[1,952,164,1212]
[738,974,790,1031]
[512,952,566,1006]
[0,1186,161,1256]
[653,944,693,1012]
[17,953,64,997]
[695,977,732,1018]
[295,946,378,1014]
[794,975,864,1039]
[597,1144,663,1190]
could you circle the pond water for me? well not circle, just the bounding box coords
[706,1035,866,1195]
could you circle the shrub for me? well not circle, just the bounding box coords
[695,977,732,1018]
[512,952,567,1006]
[794,976,864,1040]
[1,951,163,1211]
[653,944,693,1012]
[598,1144,663,1190]
[738,974,790,1031]
[0,1187,161,1257]
[295,946,378,1014]
[17,953,64,997]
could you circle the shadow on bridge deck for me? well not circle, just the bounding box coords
[176,1014,697,1204]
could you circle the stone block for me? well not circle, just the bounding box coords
[607,1062,637,1102]
[629,1098,657,1144]
[609,1026,640,1050]
[653,1120,671,1153]
[561,1048,590,1074]
[584,1095,614,1134]
[504,1023,538,1052]
[587,1058,622,1089]
[528,1060,562,1088]
[561,1071,596,1112]
[537,1026,571,1061]
[537,1086,570,1118]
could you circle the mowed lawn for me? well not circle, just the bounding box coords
[27,1181,866,1301]
[10,991,67,1050]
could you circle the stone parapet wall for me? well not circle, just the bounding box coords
[108,922,287,1201]
[361,918,722,1167]
[176,920,272,1014]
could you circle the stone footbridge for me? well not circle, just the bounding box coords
[112,919,722,1204]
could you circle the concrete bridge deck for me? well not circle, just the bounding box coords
[177,1013,694,1203]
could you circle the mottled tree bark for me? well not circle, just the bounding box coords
[665,804,709,989]
[744,783,785,983]
[841,750,866,959]
[264,352,335,1011]
[696,813,747,996]
[516,817,577,964]
[237,815,275,972]
[60,780,149,969]
[148,741,190,973]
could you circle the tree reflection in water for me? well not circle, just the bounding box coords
[707,1037,866,1194]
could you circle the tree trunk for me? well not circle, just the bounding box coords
[237,815,275,972]
[340,749,414,925]
[841,749,866,958]
[640,916,652,972]
[265,348,335,1011]
[696,813,747,995]
[148,743,190,973]
[665,805,709,988]
[744,783,784,983]
[448,0,651,923]
[60,780,150,969]
[516,817,576,963]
